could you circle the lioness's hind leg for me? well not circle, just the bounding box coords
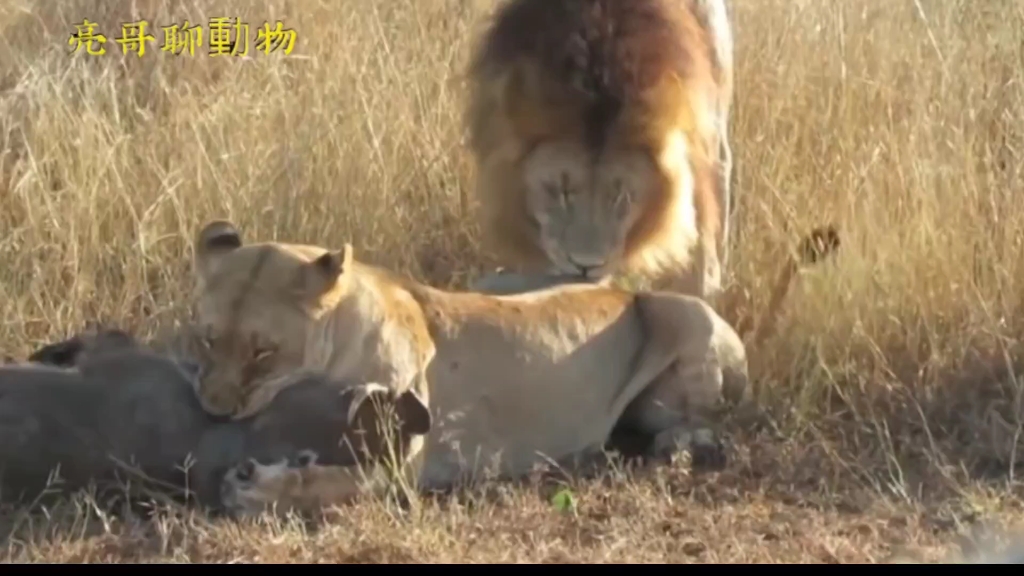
[611,294,747,468]
[616,358,729,469]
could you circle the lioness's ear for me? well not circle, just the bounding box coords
[344,383,431,437]
[300,244,353,297]
[195,220,243,277]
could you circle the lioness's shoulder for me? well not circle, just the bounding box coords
[435,281,636,328]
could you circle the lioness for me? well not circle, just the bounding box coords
[208,221,840,517]
[465,0,734,298]
[194,219,750,514]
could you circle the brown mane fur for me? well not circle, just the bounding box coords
[466,0,722,277]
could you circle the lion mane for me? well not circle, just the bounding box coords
[465,0,729,296]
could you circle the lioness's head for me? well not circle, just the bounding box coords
[192,220,355,417]
[221,382,431,517]
[521,141,664,280]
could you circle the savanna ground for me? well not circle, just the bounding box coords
[0,0,1022,563]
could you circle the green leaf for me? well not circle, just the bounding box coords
[550,488,576,513]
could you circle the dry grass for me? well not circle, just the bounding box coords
[0,0,1022,563]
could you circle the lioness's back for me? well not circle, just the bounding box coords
[415,281,641,338]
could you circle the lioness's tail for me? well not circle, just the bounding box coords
[735,225,841,346]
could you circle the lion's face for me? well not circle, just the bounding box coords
[191,221,354,417]
[522,140,659,280]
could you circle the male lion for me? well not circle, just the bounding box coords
[193,219,750,513]
[465,0,734,298]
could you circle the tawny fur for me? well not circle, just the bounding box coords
[465,0,733,297]
[193,220,748,511]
